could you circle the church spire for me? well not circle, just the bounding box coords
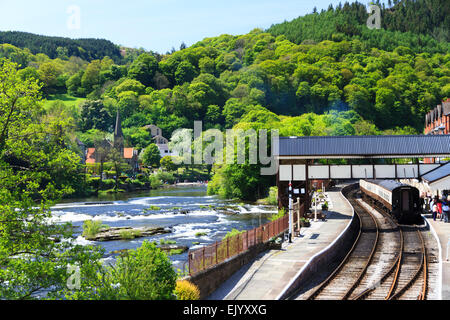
[114,109,124,151]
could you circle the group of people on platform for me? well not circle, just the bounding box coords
[425,195,450,223]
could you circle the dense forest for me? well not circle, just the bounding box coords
[268,0,449,53]
[0,31,123,62]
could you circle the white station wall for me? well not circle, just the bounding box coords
[278,163,442,181]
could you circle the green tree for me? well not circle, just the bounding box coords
[128,53,159,87]
[175,60,198,84]
[79,100,113,131]
[142,143,162,168]
[0,59,103,299]
[107,148,130,190]
[81,60,102,93]
[160,155,177,172]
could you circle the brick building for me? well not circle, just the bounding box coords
[424,99,450,164]
[425,98,450,135]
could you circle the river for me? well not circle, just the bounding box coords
[50,185,277,272]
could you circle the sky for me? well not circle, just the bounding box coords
[0,0,369,53]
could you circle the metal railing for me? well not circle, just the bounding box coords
[188,202,305,275]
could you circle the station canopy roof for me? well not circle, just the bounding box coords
[276,135,450,159]
[421,162,450,184]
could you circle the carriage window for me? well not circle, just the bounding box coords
[402,190,410,211]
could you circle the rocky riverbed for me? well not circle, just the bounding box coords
[85,226,171,241]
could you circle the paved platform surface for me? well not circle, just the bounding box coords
[426,215,450,300]
[207,185,354,300]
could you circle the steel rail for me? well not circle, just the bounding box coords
[352,224,403,300]
[341,197,379,300]
[304,189,376,300]
[388,227,426,300]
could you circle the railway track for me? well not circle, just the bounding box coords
[290,186,430,300]
[302,188,379,300]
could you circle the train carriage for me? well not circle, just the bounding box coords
[360,179,422,224]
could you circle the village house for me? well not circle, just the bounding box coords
[85,110,139,172]
[143,124,177,158]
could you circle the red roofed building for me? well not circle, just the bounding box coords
[84,110,139,171]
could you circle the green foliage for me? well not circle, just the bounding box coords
[156,171,175,184]
[264,186,278,205]
[119,229,142,239]
[267,1,449,54]
[159,239,177,245]
[269,208,286,221]
[160,155,177,172]
[223,228,245,240]
[141,143,162,168]
[195,232,208,237]
[79,100,113,131]
[128,53,159,87]
[82,220,109,239]
[63,240,178,300]
[149,175,162,189]
[0,59,105,299]
[144,205,161,211]
[0,31,122,62]
[175,280,200,300]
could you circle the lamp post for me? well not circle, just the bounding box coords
[314,190,318,222]
[288,181,293,243]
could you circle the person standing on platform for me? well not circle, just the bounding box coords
[437,198,443,220]
[442,196,450,223]
[432,198,438,221]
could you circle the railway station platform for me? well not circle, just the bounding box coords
[207,184,355,300]
[426,216,450,300]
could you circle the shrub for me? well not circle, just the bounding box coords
[136,173,146,181]
[159,239,176,245]
[195,232,208,237]
[82,220,109,239]
[175,280,200,300]
[269,208,286,221]
[101,179,115,190]
[168,248,185,256]
[223,228,245,240]
[264,186,278,205]
[119,229,142,239]
[64,240,177,300]
[88,176,101,189]
[131,180,145,188]
[156,171,175,184]
[149,175,162,189]
[143,205,161,212]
